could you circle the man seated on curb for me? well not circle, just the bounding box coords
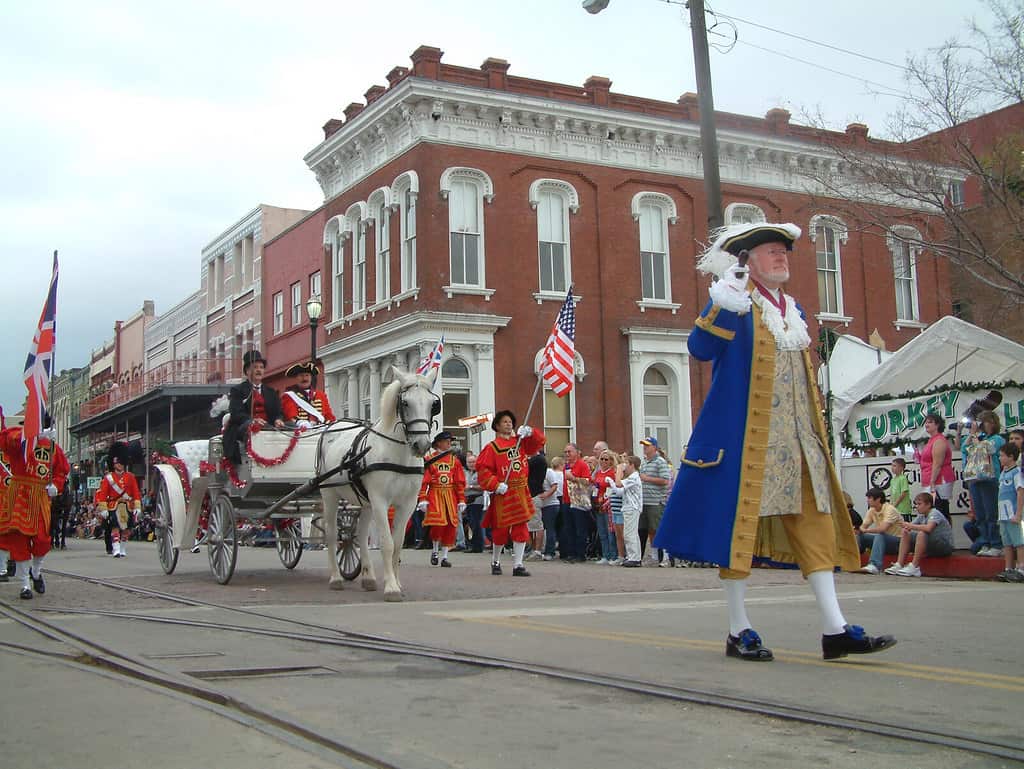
[885,492,954,577]
[857,487,904,575]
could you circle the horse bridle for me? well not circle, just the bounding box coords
[396,382,441,441]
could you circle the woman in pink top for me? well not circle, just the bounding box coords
[919,412,955,522]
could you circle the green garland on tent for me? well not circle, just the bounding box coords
[855,380,1024,405]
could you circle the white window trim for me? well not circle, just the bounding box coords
[886,224,922,325]
[442,167,493,292]
[529,178,580,213]
[630,191,678,224]
[389,170,420,206]
[532,180,578,297]
[532,291,582,305]
[325,215,346,321]
[290,282,302,327]
[809,214,849,319]
[633,192,677,305]
[635,299,682,314]
[346,202,368,317]
[723,202,766,225]
[392,172,419,293]
[366,189,391,304]
[272,292,284,335]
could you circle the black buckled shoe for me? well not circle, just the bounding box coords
[512,565,531,577]
[30,570,45,595]
[430,552,439,566]
[491,562,502,575]
[822,624,896,661]
[19,587,33,600]
[440,558,452,568]
[725,628,774,661]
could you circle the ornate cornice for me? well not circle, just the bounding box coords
[201,207,262,261]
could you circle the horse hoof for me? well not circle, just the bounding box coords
[361,578,378,592]
[329,578,345,591]
[384,590,403,602]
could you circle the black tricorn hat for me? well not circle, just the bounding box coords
[107,441,130,471]
[431,430,455,447]
[243,350,267,373]
[285,360,319,378]
[719,224,798,256]
[491,410,518,431]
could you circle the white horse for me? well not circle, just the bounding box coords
[320,366,439,601]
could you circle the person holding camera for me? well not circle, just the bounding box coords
[957,410,1005,556]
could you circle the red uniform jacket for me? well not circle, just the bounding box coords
[477,429,546,529]
[0,428,69,538]
[282,387,336,423]
[418,450,466,528]
[96,470,142,529]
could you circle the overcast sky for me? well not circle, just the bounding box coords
[0,0,998,414]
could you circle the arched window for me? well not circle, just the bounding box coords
[810,214,849,318]
[324,215,346,321]
[346,202,368,314]
[440,356,472,449]
[441,358,470,378]
[529,179,578,296]
[391,171,419,293]
[441,167,493,291]
[887,225,922,323]
[724,202,766,225]
[631,192,678,303]
[642,365,673,450]
[367,188,392,304]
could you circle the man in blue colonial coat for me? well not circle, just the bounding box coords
[655,222,896,662]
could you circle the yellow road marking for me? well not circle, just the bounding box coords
[466,617,1024,693]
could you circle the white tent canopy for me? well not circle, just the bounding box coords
[831,315,1024,442]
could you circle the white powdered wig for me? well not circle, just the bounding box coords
[696,222,802,278]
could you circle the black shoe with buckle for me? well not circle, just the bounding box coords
[430,552,439,566]
[725,628,774,661]
[512,565,531,577]
[30,570,45,595]
[491,562,502,575]
[19,587,33,600]
[822,624,896,661]
[440,558,452,568]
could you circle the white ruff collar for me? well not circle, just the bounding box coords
[752,289,811,351]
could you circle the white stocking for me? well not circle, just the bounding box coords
[512,541,526,568]
[15,560,31,589]
[492,543,502,564]
[808,570,847,636]
[441,546,449,560]
[720,576,752,636]
[31,555,45,578]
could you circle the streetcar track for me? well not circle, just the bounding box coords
[14,568,1024,762]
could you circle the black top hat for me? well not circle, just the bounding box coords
[243,350,267,373]
[285,361,319,378]
[107,441,130,471]
[491,410,518,431]
[432,430,455,447]
[719,224,798,256]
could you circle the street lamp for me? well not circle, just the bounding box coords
[305,294,323,388]
[582,0,723,231]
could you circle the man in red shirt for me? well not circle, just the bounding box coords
[282,361,336,427]
[561,443,592,563]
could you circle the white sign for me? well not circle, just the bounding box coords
[846,387,1024,446]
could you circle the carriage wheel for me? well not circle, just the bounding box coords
[207,493,238,585]
[337,537,361,581]
[154,475,178,575]
[275,519,303,569]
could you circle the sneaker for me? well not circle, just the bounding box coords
[984,547,1006,557]
[858,563,880,575]
[542,554,555,561]
[609,558,622,566]
[190,544,201,554]
[596,558,609,565]
[1012,570,1024,583]
[658,559,671,567]
[883,562,904,575]
[996,569,1016,582]
[895,563,921,577]
[621,560,641,568]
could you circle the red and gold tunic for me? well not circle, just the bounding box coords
[477,429,546,529]
[418,450,466,528]
[96,470,142,529]
[0,427,69,543]
[282,387,336,423]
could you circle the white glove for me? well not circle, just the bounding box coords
[457,502,466,514]
[46,483,58,498]
[417,501,428,513]
[99,509,109,519]
[516,425,533,439]
[295,420,313,430]
[708,265,752,314]
[495,482,509,495]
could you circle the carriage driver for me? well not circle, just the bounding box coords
[282,360,335,428]
[224,350,285,465]
[417,431,466,568]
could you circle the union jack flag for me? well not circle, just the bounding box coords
[23,252,58,460]
[416,335,445,375]
[541,287,576,397]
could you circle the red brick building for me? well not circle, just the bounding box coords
[262,45,950,458]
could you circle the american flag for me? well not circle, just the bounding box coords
[23,252,58,459]
[416,335,445,375]
[541,287,576,397]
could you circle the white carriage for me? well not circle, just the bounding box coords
[149,425,363,585]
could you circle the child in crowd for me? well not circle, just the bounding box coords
[995,442,1024,582]
[885,492,954,577]
[1009,429,1024,468]
[889,458,912,521]
[608,455,643,566]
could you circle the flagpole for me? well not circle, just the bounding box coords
[502,373,544,485]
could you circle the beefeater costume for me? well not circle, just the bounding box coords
[282,361,336,425]
[653,222,895,662]
[476,410,545,576]
[95,442,141,558]
[0,416,69,600]
[418,431,466,567]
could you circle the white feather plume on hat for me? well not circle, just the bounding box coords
[696,222,802,279]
